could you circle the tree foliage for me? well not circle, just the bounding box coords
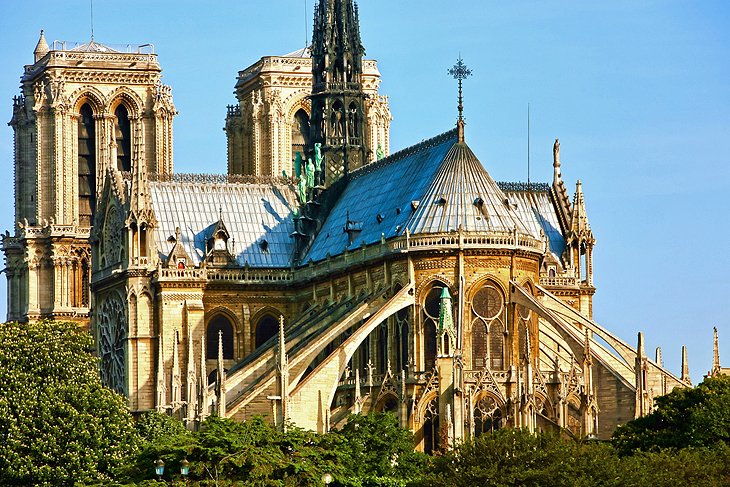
[416,428,730,487]
[612,375,730,454]
[121,413,425,486]
[0,320,138,486]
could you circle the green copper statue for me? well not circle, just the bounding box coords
[376,144,385,161]
[294,152,303,178]
[306,157,315,188]
[298,177,307,204]
[314,142,324,175]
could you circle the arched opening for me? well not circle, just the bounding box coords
[347,101,359,140]
[518,321,529,362]
[377,396,399,414]
[78,103,96,226]
[489,324,504,370]
[114,104,131,172]
[377,322,388,373]
[471,320,487,369]
[472,282,505,370]
[422,284,443,371]
[206,315,234,359]
[331,100,344,139]
[291,109,310,163]
[357,329,371,373]
[423,397,439,455]
[398,318,409,372]
[473,395,502,436]
[255,315,278,349]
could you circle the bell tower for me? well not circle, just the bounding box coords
[309,0,370,186]
[2,31,175,323]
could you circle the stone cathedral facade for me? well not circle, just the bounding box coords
[4,1,692,450]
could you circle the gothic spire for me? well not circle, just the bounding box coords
[712,326,721,376]
[186,330,197,423]
[309,0,370,185]
[681,345,691,385]
[448,56,472,142]
[156,333,167,412]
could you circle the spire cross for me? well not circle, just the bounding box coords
[448,56,472,122]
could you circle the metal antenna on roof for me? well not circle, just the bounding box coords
[304,0,309,49]
[527,103,531,192]
[448,56,471,142]
[90,0,95,41]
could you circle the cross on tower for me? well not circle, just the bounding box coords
[448,57,472,123]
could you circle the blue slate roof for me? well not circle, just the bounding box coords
[150,181,298,268]
[305,128,570,264]
[499,184,567,261]
[305,130,458,262]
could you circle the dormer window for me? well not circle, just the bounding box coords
[214,235,226,251]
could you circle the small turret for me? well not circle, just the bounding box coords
[34,30,49,62]
[681,345,691,385]
[635,332,650,417]
[712,326,721,376]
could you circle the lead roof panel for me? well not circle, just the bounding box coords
[150,182,297,268]
[500,185,566,260]
[305,130,458,262]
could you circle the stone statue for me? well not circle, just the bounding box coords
[553,138,560,165]
[305,158,315,188]
[314,143,324,174]
[298,177,307,205]
[294,151,303,178]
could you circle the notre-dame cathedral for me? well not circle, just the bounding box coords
[3,1,694,450]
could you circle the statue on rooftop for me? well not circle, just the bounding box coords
[314,142,324,174]
[305,158,315,189]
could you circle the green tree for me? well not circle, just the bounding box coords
[612,375,730,454]
[415,429,623,487]
[0,320,139,486]
[332,412,426,486]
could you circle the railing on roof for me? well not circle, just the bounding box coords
[156,266,294,283]
[497,181,550,192]
[148,173,294,185]
[51,40,155,54]
[392,230,546,254]
[539,276,577,287]
[207,268,294,283]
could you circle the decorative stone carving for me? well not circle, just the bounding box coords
[97,295,127,394]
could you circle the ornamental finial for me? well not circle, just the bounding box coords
[448,56,471,141]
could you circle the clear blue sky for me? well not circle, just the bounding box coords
[1,1,728,383]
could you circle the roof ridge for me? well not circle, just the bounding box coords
[349,127,458,180]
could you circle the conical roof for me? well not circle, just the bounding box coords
[406,141,532,235]
[34,30,49,62]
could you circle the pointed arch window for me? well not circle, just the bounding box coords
[471,283,505,370]
[291,109,310,165]
[115,104,131,172]
[423,396,439,455]
[207,315,234,359]
[422,284,444,371]
[377,322,388,373]
[78,103,96,226]
[473,395,502,436]
[396,305,409,372]
[255,314,278,349]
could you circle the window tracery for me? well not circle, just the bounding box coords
[471,283,505,369]
[97,295,126,394]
